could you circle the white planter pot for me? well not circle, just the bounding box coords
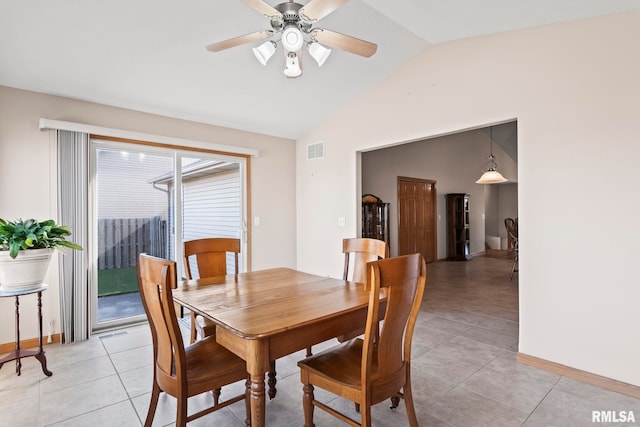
[0,248,54,290]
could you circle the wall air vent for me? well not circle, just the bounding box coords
[307,140,325,160]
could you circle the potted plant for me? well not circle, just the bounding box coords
[0,218,82,290]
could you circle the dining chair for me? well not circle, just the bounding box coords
[137,253,249,427]
[298,253,426,427]
[504,218,519,280]
[183,237,280,400]
[183,237,240,344]
[343,237,389,285]
[334,237,388,346]
[305,237,388,360]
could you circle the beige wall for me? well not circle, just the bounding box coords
[296,11,640,386]
[0,86,296,344]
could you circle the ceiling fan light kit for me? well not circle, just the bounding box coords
[252,40,277,65]
[308,41,331,66]
[206,0,377,78]
[284,52,302,77]
[282,25,304,51]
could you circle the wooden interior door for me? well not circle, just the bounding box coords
[397,177,437,263]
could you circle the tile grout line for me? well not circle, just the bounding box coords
[518,375,563,426]
[37,336,136,427]
[102,332,145,426]
[452,348,542,421]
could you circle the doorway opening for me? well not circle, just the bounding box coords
[360,121,517,263]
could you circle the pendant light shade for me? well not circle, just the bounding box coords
[476,169,507,184]
[252,41,277,66]
[307,42,331,66]
[284,52,302,78]
[476,126,508,184]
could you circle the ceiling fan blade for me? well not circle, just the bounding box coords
[299,0,350,21]
[206,30,273,52]
[242,0,283,18]
[313,29,377,57]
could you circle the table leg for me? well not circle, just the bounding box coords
[249,373,266,427]
[248,338,270,427]
[267,360,277,399]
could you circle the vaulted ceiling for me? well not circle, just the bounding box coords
[2,0,639,139]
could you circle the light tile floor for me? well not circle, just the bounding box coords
[1,255,639,426]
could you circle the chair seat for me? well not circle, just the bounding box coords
[185,336,247,396]
[299,339,378,392]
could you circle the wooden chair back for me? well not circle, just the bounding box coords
[504,218,518,250]
[342,238,388,285]
[183,238,240,344]
[337,238,388,343]
[504,218,519,279]
[183,237,240,279]
[137,254,185,394]
[364,253,426,401]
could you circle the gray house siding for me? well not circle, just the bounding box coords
[96,148,171,219]
[169,168,241,276]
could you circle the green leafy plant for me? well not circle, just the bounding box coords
[0,218,83,259]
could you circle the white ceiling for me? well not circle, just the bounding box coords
[2,0,640,139]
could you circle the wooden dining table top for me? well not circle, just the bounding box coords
[172,267,370,339]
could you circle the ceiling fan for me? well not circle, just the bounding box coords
[206,0,377,78]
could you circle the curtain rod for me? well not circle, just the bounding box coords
[39,118,260,158]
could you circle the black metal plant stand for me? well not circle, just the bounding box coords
[0,284,53,377]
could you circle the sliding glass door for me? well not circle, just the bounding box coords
[90,140,247,331]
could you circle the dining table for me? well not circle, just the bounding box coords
[172,267,373,427]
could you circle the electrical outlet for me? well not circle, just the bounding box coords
[48,320,53,343]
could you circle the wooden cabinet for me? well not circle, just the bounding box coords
[446,193,470,261]
[362,194,389,245]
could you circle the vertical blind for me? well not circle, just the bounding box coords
[57,130,89,343]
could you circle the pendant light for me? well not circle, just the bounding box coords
[476,126,508,184]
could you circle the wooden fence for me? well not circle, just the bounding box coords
[97,216,167,270]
